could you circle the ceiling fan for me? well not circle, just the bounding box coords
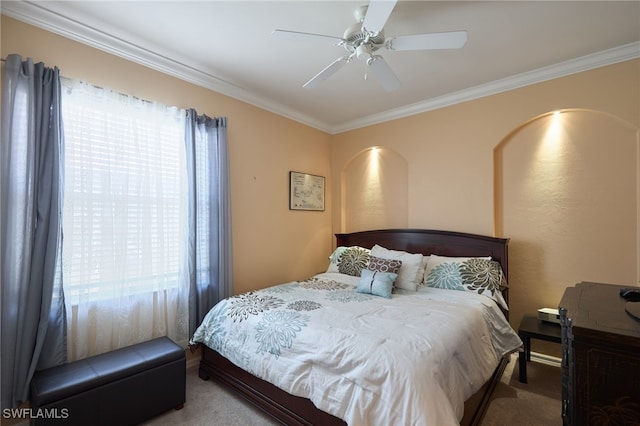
[272,0,468,92]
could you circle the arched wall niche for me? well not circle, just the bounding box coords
[342,146,409,233]
[494,108,639,331]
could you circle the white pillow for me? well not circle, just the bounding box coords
[417,255,431,286]
[370,245,424,291]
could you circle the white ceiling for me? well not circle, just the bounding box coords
[3,1,639,134]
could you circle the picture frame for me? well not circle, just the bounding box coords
[289,171,325,211]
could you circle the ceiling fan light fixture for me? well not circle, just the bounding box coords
[356,44,372,60]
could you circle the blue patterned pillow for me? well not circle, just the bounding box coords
[425,255,508,310]
[356,269,397,299]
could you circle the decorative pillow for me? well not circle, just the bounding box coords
[422,255,491,284]
[424,255,508,310]
[326,246,371,277]
[370,245,424,291]
[326,246,347,272]
[367,255,402,274]
[356,269,397,299]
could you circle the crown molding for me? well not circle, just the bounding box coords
[329,41,640,134]
[3,1,638,135]
[1,1,330,132]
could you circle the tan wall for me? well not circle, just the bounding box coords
[1,16,333,295]
[342,147,409,231]
[331,60,640,342]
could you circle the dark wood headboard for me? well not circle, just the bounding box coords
[335,229,510,317]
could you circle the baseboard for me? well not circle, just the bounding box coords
[530,351,561,367]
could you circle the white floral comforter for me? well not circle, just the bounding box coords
[190,272,522,426]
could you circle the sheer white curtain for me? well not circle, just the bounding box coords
[61,80,189,360]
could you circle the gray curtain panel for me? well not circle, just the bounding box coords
[1,54,67,409]
[184,110,233,335]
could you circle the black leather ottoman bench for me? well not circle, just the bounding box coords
[30,336,185,425]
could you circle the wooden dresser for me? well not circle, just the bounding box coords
[559,282,640,425]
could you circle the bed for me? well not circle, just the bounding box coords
[190,229,522,425]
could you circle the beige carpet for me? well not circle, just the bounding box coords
[483,354,562,425]
[143,353,562,425]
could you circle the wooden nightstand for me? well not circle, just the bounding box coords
[517,313,562,383]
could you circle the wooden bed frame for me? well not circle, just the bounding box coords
[198,229,511,426]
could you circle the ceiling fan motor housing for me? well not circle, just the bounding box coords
[343,22,385,56]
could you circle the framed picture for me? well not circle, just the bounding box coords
[289,171,325,211]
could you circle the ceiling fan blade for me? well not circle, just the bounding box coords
[386,31,468,51]
[272,29,344,46]
[303,56,350,89]
[367,56,400,92]
[361,0,398,35]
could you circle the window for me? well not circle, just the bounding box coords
[61,79,187,304]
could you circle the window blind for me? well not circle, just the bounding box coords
[61,80,187,304]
